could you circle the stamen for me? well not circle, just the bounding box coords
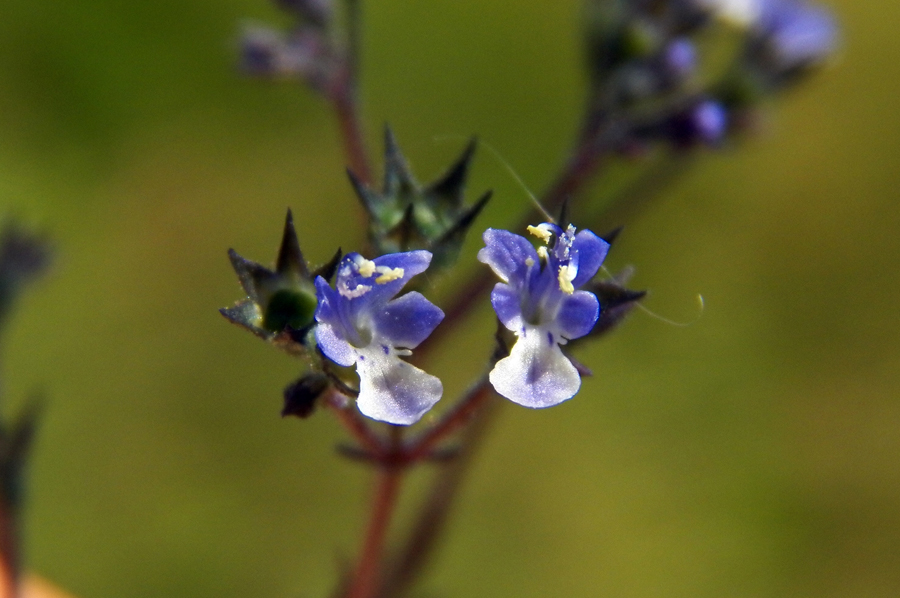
[527,224,553,244]
[375,266,404,284]
[525,257,535,267]
[537,246,549,261]
[357,258,377,278]
[558,264,577,294]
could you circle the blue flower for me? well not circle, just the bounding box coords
[314,251,444,425]
[755,0,837,70]
[478,223,610,408]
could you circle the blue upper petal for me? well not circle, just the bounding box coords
[490,283,525,333]
[477,228,538,287]
[554,290,600,340]
[570,230,609,288]
[363,250,433,307]
[375,291,444,349]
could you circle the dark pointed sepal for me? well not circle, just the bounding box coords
[557,197,571,231]
[276,209,310,279]
[282,372,330,419]
[600,226,623,246]
[0,223,52,330]
[565,352,594,378]
[382,126,419,201]
[0,398,42,509]
[492,318,515,364]
[588,273,646,339]
[348,129,490,269]
[311,247,342,281]
[425,137,477,208]
[429,190,492,269]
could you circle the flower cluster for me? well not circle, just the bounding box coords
[223,213,621,425]
[225,0,837,430]
[583,0,837,151]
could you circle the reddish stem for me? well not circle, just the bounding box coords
[333,86,373,185]
[325,390,385,457]
[346,465,403,598]
[0,502,17,598]
[405,378,494,463]
[379,397,499,598]
[330,0,372,185]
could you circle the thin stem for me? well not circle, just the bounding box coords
[330,0,373,184]
[379,397,499,598]
[333,86,372,185]
[406,377,494,464]
[345,0,363,84]
[324,389,385,457]
[346,464,404,598]
[0,502,17,598]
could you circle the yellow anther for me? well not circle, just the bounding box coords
[527,225,552,244]
[357,259,377,278]
[558,265,576,295]
[375,266,404,284]
[537,246,549,261]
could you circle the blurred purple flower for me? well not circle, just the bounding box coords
[478,223,609,408]
[756,0,837,70]
[315,251,444,425]
[662,37,698,82]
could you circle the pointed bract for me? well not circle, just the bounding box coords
[276,209,309,279]
[348,128,491,270]
[426,137,477,207]
[222,210,339,353]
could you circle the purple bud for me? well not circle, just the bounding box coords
[691,100,728,144]
[240,27,283,76]
[239,25,331,87]
[663,37,697,81]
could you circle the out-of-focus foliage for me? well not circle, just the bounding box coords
[1,1,899,598]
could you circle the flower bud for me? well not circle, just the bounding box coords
[282,373,330,419]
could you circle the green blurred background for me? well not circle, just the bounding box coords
[2,0,898,596]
